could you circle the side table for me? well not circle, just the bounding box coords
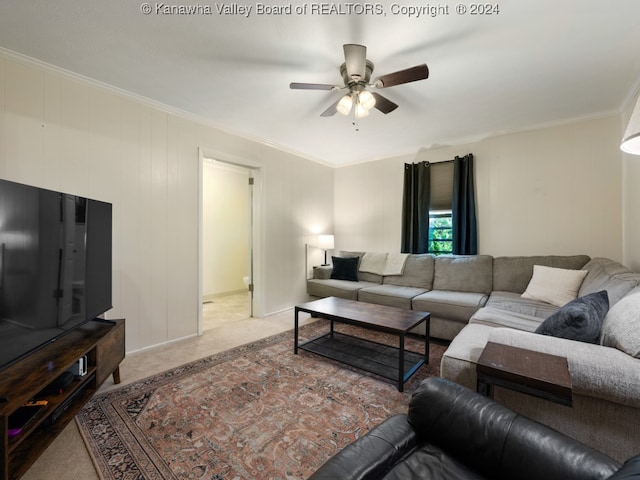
[476,341,572,407]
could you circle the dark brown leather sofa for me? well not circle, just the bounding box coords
[309,377,640,480]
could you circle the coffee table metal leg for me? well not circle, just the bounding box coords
[398,334,405,392]
[424,317,430,364]
[294,307,299,354]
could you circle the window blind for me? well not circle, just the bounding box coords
[429,161,454,210]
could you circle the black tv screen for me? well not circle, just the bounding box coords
[0,178,112,371]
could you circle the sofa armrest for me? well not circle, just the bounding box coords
[488,328,640,408]
[308,414,417,480]
[408,377,619,480]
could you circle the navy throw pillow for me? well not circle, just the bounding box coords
[535,290,609,344]
[330,256,359,282]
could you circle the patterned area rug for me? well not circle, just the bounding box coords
[77,321,446,480]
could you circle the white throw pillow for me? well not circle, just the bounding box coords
[521,265,588,307]
[600,290,640,358]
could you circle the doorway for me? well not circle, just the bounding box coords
[200,157,254,331]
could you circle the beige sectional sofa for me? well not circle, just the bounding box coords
[306,252,640,462]
[307,251,592,339]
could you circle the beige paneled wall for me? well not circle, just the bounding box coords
[0,53,334,353]
[257,148,335,314]
[335,115,624,262]
[481,117,621,259]
[334,157,404,252]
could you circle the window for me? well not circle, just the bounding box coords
[428,211,453,255]
[427,161,454,255]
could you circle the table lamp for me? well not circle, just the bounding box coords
[317,235,334,266]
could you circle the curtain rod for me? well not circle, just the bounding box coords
[413,159,454,165]
[408,154,473,166]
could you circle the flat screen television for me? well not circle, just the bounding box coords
[0,178,112,371]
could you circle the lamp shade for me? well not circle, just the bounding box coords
[358,90,376,110]
[354,103,370,118]
[317,234,334,249]
[621,95,640,155]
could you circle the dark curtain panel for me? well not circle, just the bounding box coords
[452,154,478,255]
[401,162,431,253]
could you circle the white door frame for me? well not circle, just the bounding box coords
[197,147,264,335]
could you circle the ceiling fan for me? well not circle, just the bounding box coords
[290,44,429,123]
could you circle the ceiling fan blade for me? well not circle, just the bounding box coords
[374,64,429,88]
[320,99,339,117]
[343,44,367,80]
[289,82,336,90]
[372,93,399,114]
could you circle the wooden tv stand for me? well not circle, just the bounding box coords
[0,318,125,480]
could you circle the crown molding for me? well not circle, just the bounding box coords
[0,47,333,167]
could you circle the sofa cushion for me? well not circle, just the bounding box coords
[432,255,493,294]
[338,250,364,261]
[600,287,640,358]
[358,252,410,276]
[522,265,588,307]
[330,256,359,281]
[442,323,494,363]
[579,257,640,306]
[485,291,559,319]
[358,252,388,274]
[381,444,486,480]
[470,306,546,332]
[412,290,488,323]
[383,254,435,290]
[493,255,590,294]
[358,285,427,310]
[535,290,609,344]
[306,278,379,300]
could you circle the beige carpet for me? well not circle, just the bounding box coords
[22,306,315,480]
[202,292,252,330]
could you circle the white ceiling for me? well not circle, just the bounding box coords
[1,1,640,166]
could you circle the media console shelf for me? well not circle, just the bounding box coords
[0,318,125,480]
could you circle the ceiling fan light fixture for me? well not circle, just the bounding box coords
[336,94,353,116]
[290,44,429,121]
[354,103,370,118]
[358,90,376,111]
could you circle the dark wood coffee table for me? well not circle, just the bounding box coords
[294,297,430,392]
[476,341,572,406]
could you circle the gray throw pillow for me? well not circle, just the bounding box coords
[330,256,359,282]
[535,290,609,344]
[600,288,640,358]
